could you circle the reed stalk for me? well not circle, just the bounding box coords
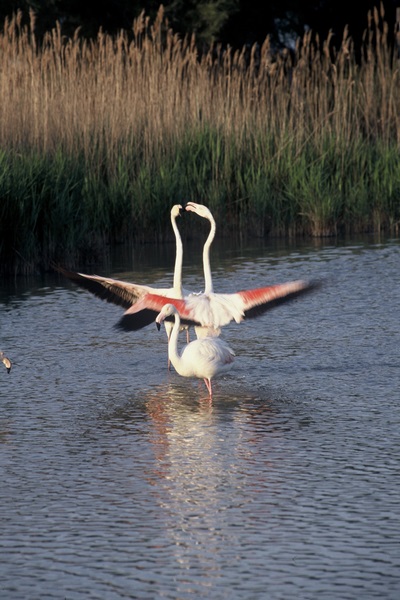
[0,5,399,273]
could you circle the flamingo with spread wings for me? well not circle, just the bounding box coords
[186,203,215,296]
[57,201,320,341]
[117,202,320,333]
[185,201,220,338]
[117,278,319,332]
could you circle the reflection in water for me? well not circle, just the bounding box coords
[99,382,285,593]
[1,237,399,599]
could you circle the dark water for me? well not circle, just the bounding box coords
[1,236,399,599]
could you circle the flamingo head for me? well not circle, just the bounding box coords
[185,202,213,221]
[170,204,184,218]
[155,303,178,330]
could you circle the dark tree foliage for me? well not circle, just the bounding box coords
[224,1,399,51]
[0,0,398,50]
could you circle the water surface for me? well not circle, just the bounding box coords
[1,235,399,599]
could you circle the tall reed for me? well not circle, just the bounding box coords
[0,5,399,273]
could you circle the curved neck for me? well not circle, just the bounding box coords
[203,214,216,294]
[168,313,183,370]
[171,213,183,298]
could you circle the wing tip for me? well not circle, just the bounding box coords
[243,277,323,319]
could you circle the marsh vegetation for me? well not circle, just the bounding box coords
[0,6,399,273]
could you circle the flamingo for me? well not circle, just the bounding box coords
[116,203,320,332]
[185,202,215,296]
[155,304,235,396]
[185,201,220,339]
[1,351,12,373]
[55,204,189,367]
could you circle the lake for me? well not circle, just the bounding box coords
[1,235,399,599]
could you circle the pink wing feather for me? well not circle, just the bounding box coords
[117,280,319,331]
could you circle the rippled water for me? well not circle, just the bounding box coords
[1,236,399,599]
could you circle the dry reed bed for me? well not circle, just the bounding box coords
[0,5,399,272]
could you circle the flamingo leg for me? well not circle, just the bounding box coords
[204,378,213,396]
[186,328,190,343]
[167,328,172,371]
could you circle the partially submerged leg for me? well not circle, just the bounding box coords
[203,378,212,396]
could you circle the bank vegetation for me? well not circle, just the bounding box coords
[0,5,399,273]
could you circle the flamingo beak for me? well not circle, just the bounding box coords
[156,322,161,331]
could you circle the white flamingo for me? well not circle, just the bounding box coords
[155,304,235,396]
[1,351,12,373]
[185,202,215,296]
[185,201,220,339]
[56,204,189,366]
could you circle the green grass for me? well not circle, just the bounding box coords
[0,7,399,274]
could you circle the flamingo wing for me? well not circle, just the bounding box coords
[55,266,158,309]
[185,280,319,327]
[117,293,202,331]
[116,280,320,331]
[234,279,320,319]
[200,339,235,366]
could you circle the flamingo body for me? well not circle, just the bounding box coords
[156,304,235,396]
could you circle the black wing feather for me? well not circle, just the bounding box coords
[54,265,136,310]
